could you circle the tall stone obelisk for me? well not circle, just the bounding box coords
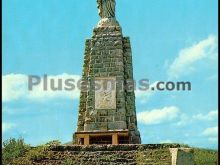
[74,0,141,145]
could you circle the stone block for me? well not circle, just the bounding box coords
[170,148,194,165]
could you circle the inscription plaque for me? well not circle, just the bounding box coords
[95,77,116,109]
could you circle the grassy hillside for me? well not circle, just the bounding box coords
[193,148,218,165]
[2,138,218,165]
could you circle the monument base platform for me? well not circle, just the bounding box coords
[32,144,194,165]
[75,130,129,145]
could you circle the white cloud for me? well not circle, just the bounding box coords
[2,123,15,133]
[168,35,218,78]
[160,139,174,143]
[137,106,180,125]
[208,137,218,143]
[2,73,81,102]
[193,110,218,121]
[176,114,191,126]
[206,74,218,81]
[202,126,218,144]
[176,110,218,127]
[3,106,31,115]
[135,81,159,104]
[202,126,218,137]
[2,74,28,102]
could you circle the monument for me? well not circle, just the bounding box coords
[17,1,194,164]
[74,0,141,145]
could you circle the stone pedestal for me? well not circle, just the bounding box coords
[74,24,141,145]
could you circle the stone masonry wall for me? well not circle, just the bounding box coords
[84,26,127,132]
[76,26,141,143]
[32,144,194,165]
[77,39,91,132]
[123,37,139,141]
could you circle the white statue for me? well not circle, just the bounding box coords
[97,0,116,18]
[96,0,119,27]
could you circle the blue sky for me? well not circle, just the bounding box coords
[3,0,218,149]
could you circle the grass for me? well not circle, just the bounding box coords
[193,148,218,165]
[2,138,218,165]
